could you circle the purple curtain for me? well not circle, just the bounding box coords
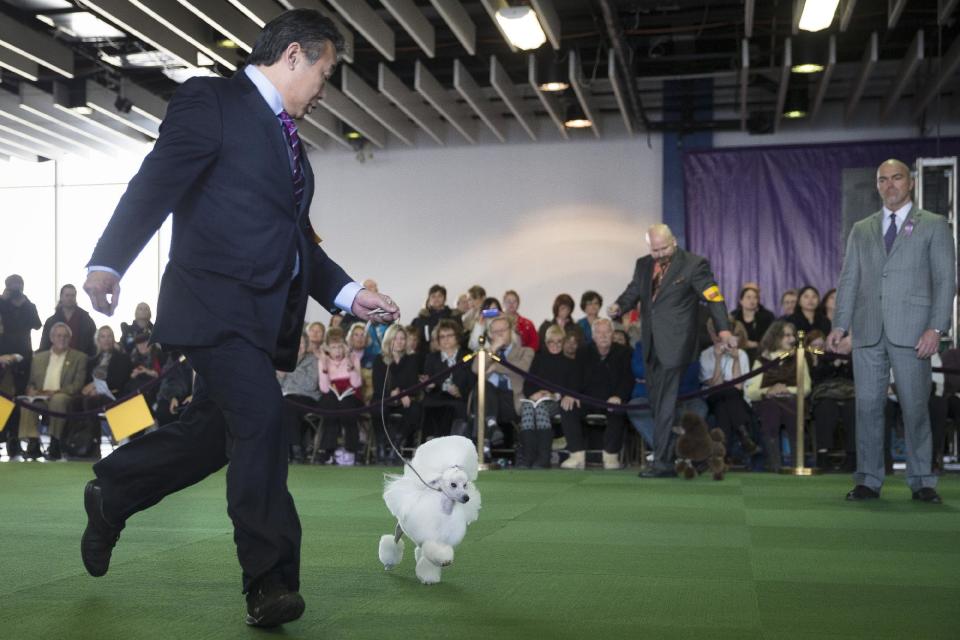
[683,137,960,313]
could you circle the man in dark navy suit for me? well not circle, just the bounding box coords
[80,10,399,628]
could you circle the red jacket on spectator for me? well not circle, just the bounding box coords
[514,314,540,351]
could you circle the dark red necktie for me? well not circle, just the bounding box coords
[278,110,305,208]
[652,260,669,300]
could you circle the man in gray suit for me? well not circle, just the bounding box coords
[827,159,956,503]
[610,224,736,477]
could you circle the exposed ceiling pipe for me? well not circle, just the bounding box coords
[596,0,649,133]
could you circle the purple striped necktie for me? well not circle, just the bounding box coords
[278,109,305,208]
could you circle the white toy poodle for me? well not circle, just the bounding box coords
[377,435,482,584]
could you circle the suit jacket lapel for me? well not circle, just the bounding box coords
[872,210,886,257]
[653,250,684,305]
[298,151,315,219]
[235,71,295,214]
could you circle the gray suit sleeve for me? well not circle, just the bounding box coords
[832,225,862,334]
[615,259,644,312]
[929,214,957,333]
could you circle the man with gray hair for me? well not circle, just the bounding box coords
[827,158,956,504]
[610,224,735,477]
[18,322,87,460]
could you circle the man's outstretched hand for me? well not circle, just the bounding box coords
[84,270,121,316]
[352,289,400,324]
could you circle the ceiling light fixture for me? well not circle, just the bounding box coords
[537,53,569,92]
[563,102,591,129]
[495,6,546,51]
[798,0,840,32]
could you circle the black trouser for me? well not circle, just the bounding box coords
[706,387,752,436]
[482,383,518,426]
[562,408,626,454]
[813,398,855,454]
[421,393,467,438]
[94,338,300,595]
[372,400,421,450]
[317,392,362,453]
[281,394,321,453]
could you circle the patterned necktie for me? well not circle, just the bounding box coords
[884,212,898,254]
[277,110,305,209]
[652,260,669,300]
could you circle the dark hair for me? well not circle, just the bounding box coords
[59,284,76,296]
[434,318,461,340]
[553,294,575,319]
[246,9,345,66]
[738,286,759,302]
[795,286,821,310]
[779,288,798,304]
[817,288,837,316]
[467,285,486,300]
[426,284,447,303]
[503,289,520,303]
[580,290,602,311]
[482,297,502,311]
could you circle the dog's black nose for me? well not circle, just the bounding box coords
[461,496,470,503]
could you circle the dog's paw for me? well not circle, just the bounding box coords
[378,534,404,570]
[422,541,454,567]
[415,556,442,584]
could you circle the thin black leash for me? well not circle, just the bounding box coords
[366,320,440,492]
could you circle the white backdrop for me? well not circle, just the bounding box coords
[305,134,662,326]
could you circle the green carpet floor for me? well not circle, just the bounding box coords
[0,463,958,640]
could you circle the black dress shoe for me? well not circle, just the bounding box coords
[912,487,943,504]
[245,575,305,628]
[81,480,124,577]
[638,468,677,479]
[845,485,880,501]
[44,438,62,461]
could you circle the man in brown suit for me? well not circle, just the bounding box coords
[19,322,87,460]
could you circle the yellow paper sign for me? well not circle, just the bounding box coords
[105,394,155,441]
[702,285,724,303]
[0,396,14,433]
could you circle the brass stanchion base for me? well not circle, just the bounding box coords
[780,466,821,476]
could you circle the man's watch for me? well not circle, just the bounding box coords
[932,328,944,337]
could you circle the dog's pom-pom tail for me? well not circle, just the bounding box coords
[378,534,404,570]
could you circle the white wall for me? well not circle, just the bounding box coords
[304,132,662,327]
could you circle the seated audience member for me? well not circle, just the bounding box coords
[502,290,540,351]
[576,290,603,346]
[471,315,534,448]
[936,347,960,473]
[538,293,584,349]
[819,288,837,325]
[807,330,855,471]
[120,302,154,353]
[124,333,163,400]
[561,332,580,360]
[563,318,632,470]
[371,324,421,464]
[459,285,486,335]
[153,352,193,428]
[422,319,473,439]
[731,285,774,364]
[519,325,580,468]
[786,286,831,335]
[328,314,344,330]
[280,335,322,463]
[39,284,97,357]
[779,289,798,318]
[700,320,758,457]
[612,329,631,349]
[411,284,456,357]
[18,322,87,460]
[455,293,470,316]
[617,302,642,346]
[347,321,374,406]
[467,297,503,351]
[404,323,426,373]
[75,326,132,458]
[305,321,326,355]
[316,328,363,465]
[745,321,810,472]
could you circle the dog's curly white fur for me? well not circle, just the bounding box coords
[378,436,482,584]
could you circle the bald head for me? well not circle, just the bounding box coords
[876,158,914,211]
[646,223,677,265]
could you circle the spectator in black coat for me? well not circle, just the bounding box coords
[561,318,633,470]
[421,319,473,439]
